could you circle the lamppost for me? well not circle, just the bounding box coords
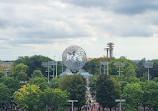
[115,99,126,111]
[61,61,63,77]
[100,62,109,75]
[143,61,154,81]
[68,100,78,111]
[0,61,12,77]
[114,62,126,76]
[41,61,55,83]
[54,56,58,77]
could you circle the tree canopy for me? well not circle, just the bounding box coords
[14,84,43,111]
[60,74,86,110]
[109,58,136,77]
[12,63,28,81]
[121,82,143,110]
[29,77,48,91]
[13,55,52,77]
[0,83,11,108]
[96,74,120,110]
[142,81,158,111]
[43,88,69,111]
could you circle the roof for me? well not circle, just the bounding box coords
[61,72,93,76]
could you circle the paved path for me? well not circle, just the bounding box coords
[84,87,103,111]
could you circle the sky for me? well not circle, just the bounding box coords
[0,0,158,61]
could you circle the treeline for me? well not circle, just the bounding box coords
[0,55,86,111]
[87,57,158,111]
[0,75,86,111]
[84,57,158,79]
[1,55,158,110]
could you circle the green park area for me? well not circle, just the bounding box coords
[1,55,158,111]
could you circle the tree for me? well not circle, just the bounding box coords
[60,74,86,110]
[136,59,158,78]
[0,76,20,107]
[150,59,158,78]
[140,72,151,82]
[0,83,11,109]
[31,70,43,78]
[0,76,20,110]
[121,83,143,110]
[0,70,5,78]
[49,77,60,89]
[43,88,69,111]
[0,76,20,94]
[29,77,48,91]
[13,55,63,77]
[83,59,100,75]
[14,84,43,111]
[135,59,146,78]
[142,81,158,111]
[124,76,140,83]
[83,57,110,75]
[96,74,120,110]
[12,63,28,81]
[109,58,136,77]
[89,75,98,97]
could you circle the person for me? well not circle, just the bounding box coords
[97,106,100,111]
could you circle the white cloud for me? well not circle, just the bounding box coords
[0,0,158,60]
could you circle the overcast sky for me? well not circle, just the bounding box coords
[0,0,158,61]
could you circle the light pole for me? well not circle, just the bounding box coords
[0,61,12,77]
[115,99,126,111]
[61,61,63,77]
[41,61,55,83]
[143,61,154,81]
[114,62,126,76]
[56,61,57,77]
[100,62,109,75]
[54,56,58,77]
[68,100,78,111]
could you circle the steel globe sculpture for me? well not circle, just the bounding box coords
[62,45,87,73]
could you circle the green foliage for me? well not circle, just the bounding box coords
[43,88,69,111]
[0,76,20,109]
[121,82,143,110]
[96,74,120,109]
[142,81,158,110]
[135,60,146,78]
[89,75,98,97]
[0,83,11,108]
[140,72,151,82]
[29,77,48,91]
[60,74,86,109]
[150,59,158,78]
[0,70,5,77]
[136,59,158,78]
[109,58,136,77]
[31,70,43,78]
[124,76,140,83]
[13,55,51,77]
[14,84,43,111]
[13,55,64,78]
[14,83,69,111]
[83,57,109,75]
[0,76,20,94]
[153,77,158,82]
[12,63,28,81]
[49,77,60,89]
